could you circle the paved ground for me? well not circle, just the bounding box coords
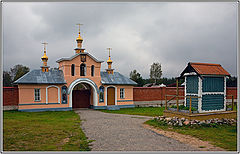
[75,109,197,151]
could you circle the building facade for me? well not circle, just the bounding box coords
[179,62,231,113]
[14,28,137,112]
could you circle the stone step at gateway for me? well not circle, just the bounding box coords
[106,105,120,110]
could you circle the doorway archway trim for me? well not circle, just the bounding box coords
[68,78,99,107]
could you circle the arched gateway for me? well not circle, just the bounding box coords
[68,78,99,108]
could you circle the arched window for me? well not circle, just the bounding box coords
[80,63,86,76]
[61,86,68,104]
[91,65,95,77]
[99,86,104,102]
[71,64,75,76]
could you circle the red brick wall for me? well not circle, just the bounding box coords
[226,87,237,99]
[3,87,19,106]
[133,87,237,101]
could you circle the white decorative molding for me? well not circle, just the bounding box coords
[68,78,98,107]
[202,92,224,95]
[184,76,187,106]
[198,76,202,113]
[185,93,198,96]
[46,85,60,104]
[105,85,117,106]
[201,108,225,113]
[183,72,197,76]
[224,76,227,111]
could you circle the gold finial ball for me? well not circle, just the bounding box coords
[76,33,83,41]
[41,53,48,61]
[107,57,112,63]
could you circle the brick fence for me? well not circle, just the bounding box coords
[133,87,185,101]
[3,87,19,110]
[133,87,237,106]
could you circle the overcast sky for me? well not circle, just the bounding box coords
[3,2,237,78]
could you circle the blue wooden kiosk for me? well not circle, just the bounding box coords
[179,62,231,113]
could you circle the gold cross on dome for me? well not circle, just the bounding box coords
[76,23,83,34]
[107,48,112,57]
[42,42,48,53]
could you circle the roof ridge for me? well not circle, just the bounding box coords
[56,52,104,63]
[190,62,221,66]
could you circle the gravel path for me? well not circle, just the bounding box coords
[75,109,197,151]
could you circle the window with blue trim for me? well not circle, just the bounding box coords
[61,86,68,104]
[99,86,104,102]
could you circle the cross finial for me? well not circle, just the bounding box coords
[107,48,112,57]
[76,23,83,34]
[42,42,48,53]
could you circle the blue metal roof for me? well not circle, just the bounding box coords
[14,68,66,84]
[100,72,137,85]
[14,69,136,86]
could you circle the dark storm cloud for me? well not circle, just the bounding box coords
[3,2,237,78]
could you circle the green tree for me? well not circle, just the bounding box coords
[150,62,162,84]
[10,64,30,82]
[130,70,144,87]
[227,76,237,87]
[3,71,13,87]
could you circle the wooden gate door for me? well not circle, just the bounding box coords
[72,90,91,108]
[107,87,115,105]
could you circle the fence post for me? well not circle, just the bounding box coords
[232,95,234,111]
[189,96,192,113]
[165,95,167,110]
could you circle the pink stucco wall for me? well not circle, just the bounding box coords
[18,84,66,110]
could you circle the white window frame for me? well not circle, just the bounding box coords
[120,88,125,99]
[34,88,41,101]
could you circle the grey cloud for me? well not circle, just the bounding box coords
[3,2,237,79]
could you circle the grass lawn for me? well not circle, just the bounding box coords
[145,119,237,151]
[3,110,91,151]
[99,107,164,117]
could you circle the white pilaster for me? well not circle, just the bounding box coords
[198,76,202,113]
[224,76,227,111]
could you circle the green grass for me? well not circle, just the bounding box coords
[145,119,237,151]
[226,104,237,111]
[3,110,91,151]
[99,107,164,117]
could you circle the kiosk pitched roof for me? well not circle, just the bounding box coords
[180,62,230,78]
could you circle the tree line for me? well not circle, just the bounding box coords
[130,62,237,87]
[129,62,184,87]
[3,64,30,87]
[3,63,237,87]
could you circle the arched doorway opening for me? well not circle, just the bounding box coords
[72,83,92,108]
[68,78,99,108]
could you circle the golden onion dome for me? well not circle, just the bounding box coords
[41,52,48,60]
[76,33,83,41]
[107,56,112,63]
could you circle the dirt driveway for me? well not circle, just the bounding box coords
[75,109,197,151]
